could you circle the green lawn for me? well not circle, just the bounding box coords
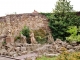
[36,56,56,60]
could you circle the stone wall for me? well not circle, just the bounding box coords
[0,13,50,38]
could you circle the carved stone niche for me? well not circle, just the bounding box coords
[6,36,14,44]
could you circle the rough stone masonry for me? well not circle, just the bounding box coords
[0,11,51,43]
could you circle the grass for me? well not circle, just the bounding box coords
[36,56,56,60]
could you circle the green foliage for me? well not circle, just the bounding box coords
[66,26,80,42]
[36,56,56,60]
[34,29,47,44]
[20,26,30,43]
[49,12,76,40]
[57,51,80,60]
[21,26,30,38]
[41,0,80,41]
[37,48,80,60]
[66,26,77,36]
[49,19,68,40]
[54,0,73,13]
[68,14,80,27]
[40,13,53,20]
[48,0,76,40]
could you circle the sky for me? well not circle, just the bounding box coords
[0,0,80,16]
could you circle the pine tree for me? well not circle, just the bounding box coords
[49,0,74,40]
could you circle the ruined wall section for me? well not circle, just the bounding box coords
[0,13,50,37]
[0,16,8,35]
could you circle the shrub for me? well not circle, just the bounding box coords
[33,29,47,44]
[56,47,80,60]
[57,52,80,60]
[21,26,30,38]
[21,26,30,43]
[66,26,80,42]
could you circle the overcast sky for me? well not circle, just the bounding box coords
[0,0,80,16]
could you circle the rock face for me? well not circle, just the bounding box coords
[0,12,50,43]
[0,13,49,35]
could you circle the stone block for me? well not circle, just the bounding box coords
[21,47,26,52]
[15,47,21,52]
[6,36,14,44]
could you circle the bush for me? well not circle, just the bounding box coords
[33,29,47,44]
[56,47,80,60]
[57,51,80,60]
[37,47,80,60]
[21,26,30,43]
[66,26,80,42]
[21,26,30,38]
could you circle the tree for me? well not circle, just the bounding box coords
[54,0,73,13]
[21,26,31,43]
[49,0,74,40]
